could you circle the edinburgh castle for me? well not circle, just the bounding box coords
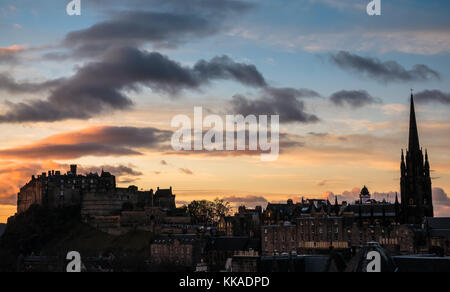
[17,165,180,235]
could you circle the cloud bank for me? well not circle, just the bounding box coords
[230,87,320,123]
[0,48,266,123]
[331,51,441,83]
[330,90,381,108]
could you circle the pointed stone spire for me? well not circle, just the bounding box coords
[424,149,430,175]
[409,91,421,153]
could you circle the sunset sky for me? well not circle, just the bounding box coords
[1,0,450,223]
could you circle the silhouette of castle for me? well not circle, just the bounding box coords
[17,165,176,214]
[400,93,434,224]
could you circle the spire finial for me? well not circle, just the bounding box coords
[409,90,420,152]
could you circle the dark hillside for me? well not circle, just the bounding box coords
[0,205,156,271]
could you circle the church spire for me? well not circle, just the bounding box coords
[401,90,434,224]
[425,149,430,175]
[409,91,420,152]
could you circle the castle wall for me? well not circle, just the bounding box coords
[17,179,43,213]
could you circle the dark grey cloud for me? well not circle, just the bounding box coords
[63,11,219,56]
[330,90,381,108]
[415,90,450,105]
[229,87,320,123]
[0,74,64,94]
[0,126,173,160]
[54,0,255,59]
[331,51,441,83]
[0,48,266,123]
[194,56,266,88]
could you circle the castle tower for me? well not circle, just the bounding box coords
[400,93,434,224]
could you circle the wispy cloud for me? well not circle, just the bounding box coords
[330,51,441,83]
[415,90,450,105]
[330,90,381,108]
[0,126,172,160]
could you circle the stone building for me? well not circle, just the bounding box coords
[150,234,202,268]
[153,187,176,211]
[424,217,450,256]
[260,187,410,256]
[262,222,297,255]
[218,206,262,238]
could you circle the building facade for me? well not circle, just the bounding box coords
[150,234,201,268]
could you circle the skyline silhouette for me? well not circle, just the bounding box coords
[1,0,450,223]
